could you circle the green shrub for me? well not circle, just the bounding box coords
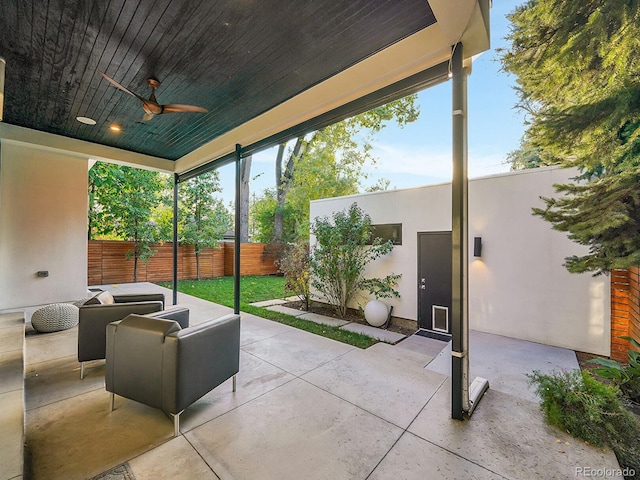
[589,336,640,403]
[277,241,311,310]
[529,370,640,477]
[310,203,400,317]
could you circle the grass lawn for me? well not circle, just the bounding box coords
[158,276,378,349]
[167,276,288,306]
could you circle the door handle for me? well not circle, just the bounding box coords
[420,284,426,290]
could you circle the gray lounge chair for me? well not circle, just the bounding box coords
[77,291,176,378]
[105,313,240,436]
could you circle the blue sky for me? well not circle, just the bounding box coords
[217,1,526,204]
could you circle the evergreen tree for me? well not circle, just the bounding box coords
[501,0,640,274]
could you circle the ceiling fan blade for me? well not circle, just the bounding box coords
[99,71,137,98]
[100,71,206,118]
[100,71,158,108]
[162,104,208,114]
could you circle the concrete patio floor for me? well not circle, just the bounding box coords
[4,282,621,479]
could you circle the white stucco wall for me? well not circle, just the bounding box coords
[310,166,610,356]
[0,142,89,309]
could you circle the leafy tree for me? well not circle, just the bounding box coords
[285,147,366,239]
[88,162,120,240]
[239,155,252,242]
[149,174,177,243]
[89,163,231,281]
[310,203,399,317]
[501,0,640,274]
[180,171,232,279]
[89,162,164,281]
[250,191,277,243]
[251,189,298,244]
[254,95,419,245]
[151,203,175,243]
[365,178,391,193]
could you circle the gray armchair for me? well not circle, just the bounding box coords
[105,313,240,436]
[77,291,173,378]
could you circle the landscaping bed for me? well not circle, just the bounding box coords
[160,277,380,349]
[282,299,418,337]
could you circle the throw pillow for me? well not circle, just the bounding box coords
[84,290,115,305]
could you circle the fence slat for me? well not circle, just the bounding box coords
[88,240,277,284]
[610,267,640,361]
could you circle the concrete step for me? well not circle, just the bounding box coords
[250,296,299,308]
[298,312,349,327]
[395,333,451,360]
[250,299,289,307]
[264,305,306,316]
[340,322,406,344]
[0,312,26,480]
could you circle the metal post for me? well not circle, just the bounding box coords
[234,144,242,315]
[451,42,469,420]
[172,173,179,306]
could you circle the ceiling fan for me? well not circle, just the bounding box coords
[99,71,208,121]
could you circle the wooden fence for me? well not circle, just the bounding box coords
[610,267,640,361]
[88,240,278,285]
[223,242,281,276]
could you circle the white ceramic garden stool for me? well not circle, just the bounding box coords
[31,303,79,333]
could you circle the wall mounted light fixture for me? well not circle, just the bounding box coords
[473,236,482,257]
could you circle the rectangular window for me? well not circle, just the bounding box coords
[370,223,402,245]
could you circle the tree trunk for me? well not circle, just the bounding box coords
[273,144,286,244]
[239,155,252,243]
[274,139,304,243]
[133,252,138,283]
[88,181,95,240]
[133,223,139,283]
[195,247,201,280]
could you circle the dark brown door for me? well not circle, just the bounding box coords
[418,232,452,333]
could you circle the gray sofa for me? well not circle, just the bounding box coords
[77,291,178,378]
[105,313,240,436]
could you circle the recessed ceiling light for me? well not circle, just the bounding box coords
[76,116,96,125]
[109,124,121,132]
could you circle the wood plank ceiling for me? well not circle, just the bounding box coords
[0,0,436,160]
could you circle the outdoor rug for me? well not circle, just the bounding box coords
[90,462,135,480]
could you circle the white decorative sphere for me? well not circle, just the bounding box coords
[364,299,388,327]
